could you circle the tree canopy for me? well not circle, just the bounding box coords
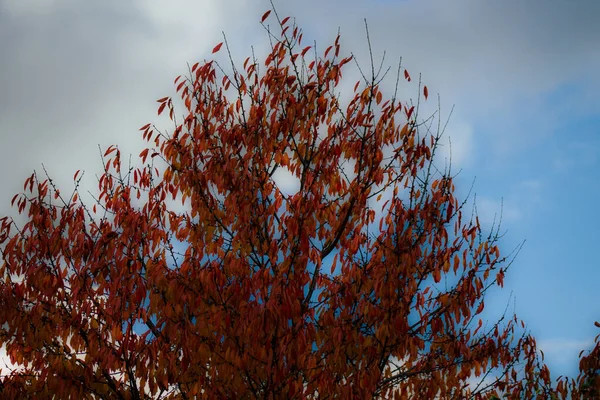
[0,5,598,399]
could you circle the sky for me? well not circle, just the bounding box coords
[1,0,599,382]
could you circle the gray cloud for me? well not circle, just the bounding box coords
[0,0,598,211]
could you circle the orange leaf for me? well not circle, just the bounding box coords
[453,254,460,273]
[330,254,338,274]
[212,42,223,54]
[496,269,505,287]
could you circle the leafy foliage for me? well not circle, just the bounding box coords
[0,5,596,399]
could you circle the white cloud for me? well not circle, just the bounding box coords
[537,337,594,378]
[475,196,521,228]
[0,345,22,377]
[272,166,301,196]
[434,118,474,170]
[0,0,77,17]
[2,0,598,216]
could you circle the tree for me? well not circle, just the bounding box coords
[0,5,593,399]
[577,336,600,399]
[554,326,600,400]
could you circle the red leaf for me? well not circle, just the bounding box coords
[158,102,167,116]
[474,319,483,335]
[212,42,223,54]
[73,170,81,181]
[301,46,311,57]
[157,97,169,103]
[404,69,411,82]
[476,301,484,314]
[595,321,600,328]
[104,146,116,157]
[423,85,428,100]
[339,56,353,67]
[261,10,271,23]
[140,148,149,162]
[139,123,151,131]
[281,16,290,26]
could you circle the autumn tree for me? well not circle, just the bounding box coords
[0,5,592,399]
[551,326,600,400]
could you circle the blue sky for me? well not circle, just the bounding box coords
[0,0,598,382]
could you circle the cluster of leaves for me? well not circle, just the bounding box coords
[556,325,600,399]
[0,5,598,399]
